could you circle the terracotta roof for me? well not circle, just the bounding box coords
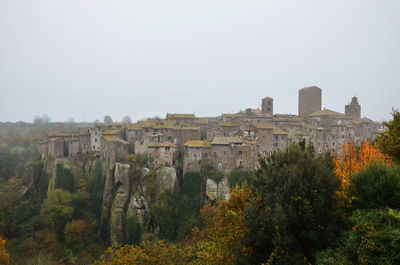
[184,140,211,148]
[272,128,288,135]
[166,113,195,119]
[103,136,129,144]
[211,136,243,145]
[148,142,175,147]
[252,123,274,129]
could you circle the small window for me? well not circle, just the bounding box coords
[238,151,243,156]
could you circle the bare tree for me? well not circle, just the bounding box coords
[104,115,113,126]
[121,115,132,124]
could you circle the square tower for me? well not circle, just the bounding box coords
[298,86,321,116]
[261,97,273,115]
[345,96,361,119]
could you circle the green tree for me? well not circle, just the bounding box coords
[375,108,400,163]
[40,189,74,238]
[228,168,246,187]
[244,142,343,264]
[54,163,75,192]
[347,163,400,210]
[125,217,143,245]
[317,209,400,265]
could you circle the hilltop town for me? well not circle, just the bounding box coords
[38,86,380,173]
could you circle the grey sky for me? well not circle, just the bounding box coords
[1,0,399,123]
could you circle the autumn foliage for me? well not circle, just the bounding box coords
[93,186,253,265]
[334,141,392,189]
[0,237,10,265]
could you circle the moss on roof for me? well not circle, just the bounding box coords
[184,140,211,148]
[211,136,243,145]
[126,124,143,130]
[195,118,209,125]
[252,123,274,129]
[148,142,175,148]
[103,129,122,135]
[166,113,196,119]
[309,109,351,119]
[241,126,255,131]
[220,121,236,127]
[103,136,129,144]
[272,128,288,135]
[173,126,200,131]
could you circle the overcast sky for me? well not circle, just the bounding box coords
[1,0,399,123]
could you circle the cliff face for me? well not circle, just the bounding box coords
[34,156,227,246]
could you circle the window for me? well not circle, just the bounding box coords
[218,163,222,171]
[165,147,170,151]
[95,138,97,142]
[238,151,242,156]
[224,151,227,155]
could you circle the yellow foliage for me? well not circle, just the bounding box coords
[64,220,87,247]
[0,237,10,265]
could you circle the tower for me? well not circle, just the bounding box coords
[345,96,361,119]
[298,86,322,116]
[261,97,273,115]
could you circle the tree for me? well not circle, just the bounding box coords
[375,108,400,163]
[316,209,400,265]
[334,141,392,203]
[54,163,75,192]
[103,116,113,126]
[244,142,343,264]
[40,189,74,238]
[183,185,253,265]
[0,236,10,265]
[121,116,132,124]
[64,220,86,252]
[347,163,400,209]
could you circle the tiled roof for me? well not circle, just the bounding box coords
[166,113,195,119]
[220,121,236,127]
[211,136,243,145]
[103,129,122,135]
[148,142,175,147]
[184,140,211,148]
[195,118,209,124]
[252,123,273,129]
[272,128,288,135]
[126,124,142,130]
[309,109,351,119]
[241,126,255,131]
[103,136,129,144]
[173,126,200,131]
[48,137,63,142]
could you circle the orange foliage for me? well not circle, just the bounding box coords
[334,141,392,188]
[0,237,10,265]
[64,220,87,247]
[184,185,253,264]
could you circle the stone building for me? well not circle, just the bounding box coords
[299,86,322,116]
[183,140,212,172]
[345,96,361,119]
[261,97,273,115]
[147,142,176,166]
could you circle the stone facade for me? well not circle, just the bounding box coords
[38,89,380,175]
[299,86,322,116]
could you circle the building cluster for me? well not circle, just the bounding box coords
[38,86,381,173]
